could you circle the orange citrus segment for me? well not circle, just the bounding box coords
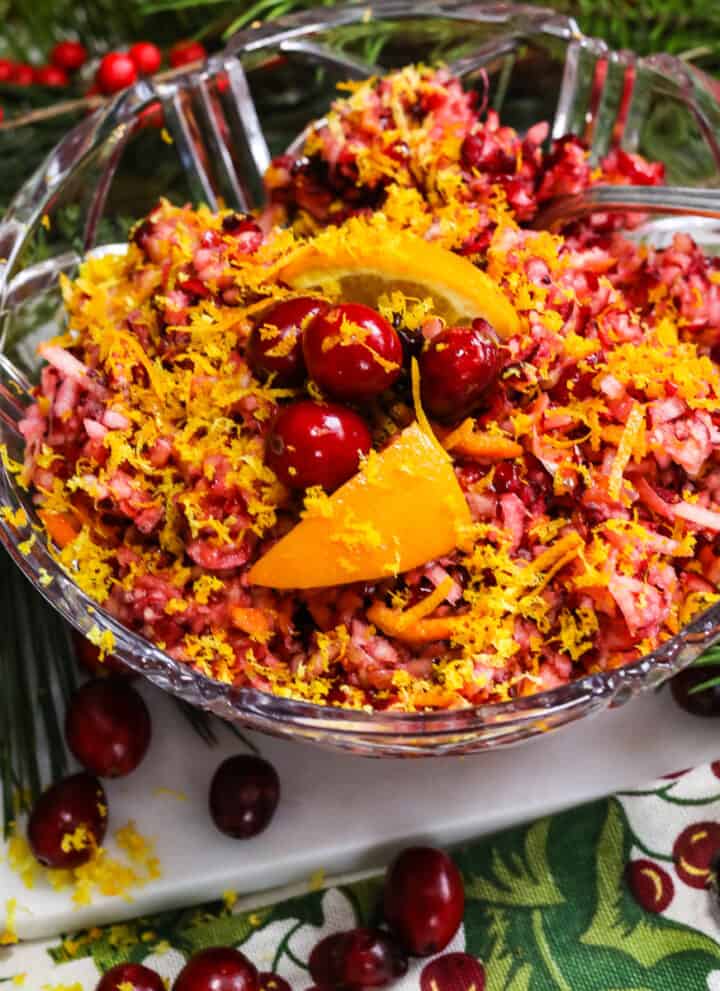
[278,224,519,339]
[247,422,472,589]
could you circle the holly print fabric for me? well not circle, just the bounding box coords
[4,762,720,990]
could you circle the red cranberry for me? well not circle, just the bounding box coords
[173,948,258,991]
[96,963,165,991]
[303,303,402,400]
[128,42,163,75]
[625,860,674,913]
[96,53,138,95]
[169,40,207,68]
[72,630,137,679]
[342,928,407,987]
[308,933,350,986]
[248,297,327,386]
[51,40,87,72]
[209,755,280,839]
[27,772,108,869]
[309,929,406,989]
[258,975,291,991]
[11,64,35,86]
[65,678,152,778]
[34,65,69,86]
[420,953,486,991]
[673,822,720,889]
[419,321,500,421]
[670,665,720,717]
[266,400,371,491]
[0,59,14,82]
[383,846,465,957]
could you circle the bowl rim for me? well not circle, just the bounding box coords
[1,0,720,740]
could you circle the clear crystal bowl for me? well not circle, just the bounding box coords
[2,1,720,757]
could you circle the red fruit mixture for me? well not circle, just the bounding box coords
[16,63,720,714]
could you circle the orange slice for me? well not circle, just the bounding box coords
[278,222,519,339]
[248,422,472,589]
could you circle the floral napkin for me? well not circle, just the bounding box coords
[3,759,720,990]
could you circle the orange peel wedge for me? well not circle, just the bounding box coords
[277,222,519,339]
[247,422,472,590]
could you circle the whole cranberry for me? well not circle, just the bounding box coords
[209,755,280,839]
[96,963,165,991]
[266,400,371,491]
[248,297,327,386]
[96,53,138,95]
[27,772,107,869]
[308,933,350,986]
[65,677,152,778]
[303,302,402,400]
[129,42,163,75]
[420,953,486,991]
[671,664,720,717]
[11,64,35,86]
[169,40,207,68]
[342,928,408,987]
[173,948,258,991]
[34,65,69,86]
[383,846,465,957]
[419,321,500,421]
[309,929,406,989]
[50,40,87,72]
[0,59,15,82]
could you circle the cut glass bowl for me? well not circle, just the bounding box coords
[1,1,720,756]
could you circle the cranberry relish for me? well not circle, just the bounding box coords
[15,64,720,712]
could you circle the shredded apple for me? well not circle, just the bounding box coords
[11,64,720,711]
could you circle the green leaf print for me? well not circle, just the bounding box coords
[460,797,720,991]
[180,906,273,954]
[466,818,565,908]
[481,908,533,991]
[580,800,720,967]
